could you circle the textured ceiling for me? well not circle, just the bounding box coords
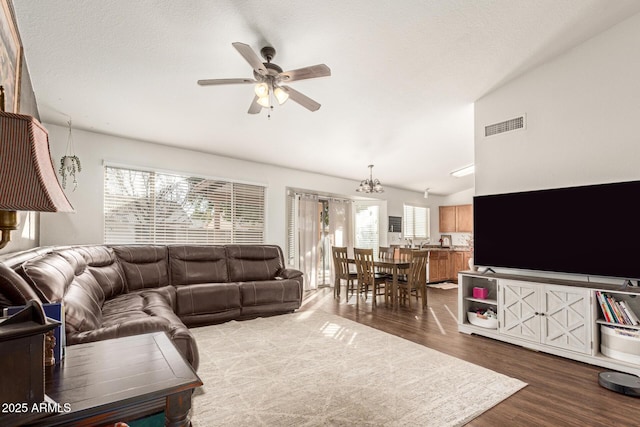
[12,0,640,195]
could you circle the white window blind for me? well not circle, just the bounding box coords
[403,204,429,239]
[104,165,265,245]
[354,202,379,257]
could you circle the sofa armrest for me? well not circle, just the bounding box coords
[66,317,171,345]
[277,268,303,280]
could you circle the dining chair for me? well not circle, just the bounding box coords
[397,247,413,279]
[378,246,395,278]
[398,247,413,261]
[354,248,389,306]
[397,250,429,309]
[332,246,358,301]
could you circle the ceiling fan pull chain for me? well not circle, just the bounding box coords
[268,105,273,120]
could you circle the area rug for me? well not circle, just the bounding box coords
[428,282,458,290]
[189,310,525,426]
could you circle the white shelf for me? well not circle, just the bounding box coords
[596,319,640,331]
[465,297,497,305]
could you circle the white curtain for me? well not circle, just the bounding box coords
[297,194,319,291]
[328,199,353,284]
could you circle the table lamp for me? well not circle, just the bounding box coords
[0,110,74,249]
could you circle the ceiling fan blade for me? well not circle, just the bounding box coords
[248,95,262,114]
[281,86,321,112]
[197,78,256,86]
[280,64,331,82]
[232,42,267,76]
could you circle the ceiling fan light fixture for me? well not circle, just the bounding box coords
[273,86,289,105]
[254,82,269,98]
[198,42,331,114]
[256,95,270,108]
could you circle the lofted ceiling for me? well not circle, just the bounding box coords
[12,0,640,195]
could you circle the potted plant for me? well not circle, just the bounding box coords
[59,155,81,190]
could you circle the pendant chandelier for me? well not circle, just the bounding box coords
[356,164,384,193]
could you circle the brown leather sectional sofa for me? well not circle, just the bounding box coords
[0,244,304,370]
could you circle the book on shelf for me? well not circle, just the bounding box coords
[620,300,640,326]
[595,291,639,326]
[596,291,613,323]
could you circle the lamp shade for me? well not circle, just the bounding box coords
[0,111,74,212]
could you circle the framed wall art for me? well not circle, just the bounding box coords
[0,0,22,112]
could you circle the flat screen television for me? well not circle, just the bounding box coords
[473,180,640,280]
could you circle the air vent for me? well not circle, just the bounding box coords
[485,115,526,137]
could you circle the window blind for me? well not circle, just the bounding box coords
[403,204,429,239]
[354,203,379,257]
[104,165,265,245]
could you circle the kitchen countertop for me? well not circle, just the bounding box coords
[402,245,471,252]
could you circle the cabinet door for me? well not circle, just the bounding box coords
[462,251,472,270]
[499,280,540,342]
[450,252,468,281]
[428,251,449,282]
[438,252,450,281]
[439,206,456,232]
[541,285,591,354]
[456,204,473,232]
[429,251,442,282]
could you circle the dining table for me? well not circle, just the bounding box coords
[348,257,411,309]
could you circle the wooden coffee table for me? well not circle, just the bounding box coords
[29,332,202,427]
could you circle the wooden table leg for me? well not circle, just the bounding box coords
[392,266,398,310]
[165,390,193,427]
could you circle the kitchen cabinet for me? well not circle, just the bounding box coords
[428,251,450,282]
[439,206,456,232]
[439,204,473,233]
[450,251,472,281]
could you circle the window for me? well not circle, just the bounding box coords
[403,204,430,239]
[104,165,265,244]
[354,202,380,257]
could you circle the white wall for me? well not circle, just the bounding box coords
[475,12,640,196]
[474,12,640,282]
[41,124,429,249]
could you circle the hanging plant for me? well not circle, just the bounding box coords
[59,119,81,191]
[59,155,82,190]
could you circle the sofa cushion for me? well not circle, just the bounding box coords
[87,287,198,369]
[0,263,40,308]
[175,282,241,317]
[239,279,302,306]
[169,245,228,285]
[226,245,284,282]
[20,249,105,333]
[18,252,75,303]
[74,246,126,299]
[112,246,169,291]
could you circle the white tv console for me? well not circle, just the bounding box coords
[459,271,640,376]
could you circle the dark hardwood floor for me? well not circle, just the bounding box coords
[299,285,640,426]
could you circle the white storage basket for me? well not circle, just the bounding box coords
[600,325,640,364]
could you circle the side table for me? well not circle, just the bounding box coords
[29,332,202,427]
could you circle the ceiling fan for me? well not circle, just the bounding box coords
[197,42,331,114]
